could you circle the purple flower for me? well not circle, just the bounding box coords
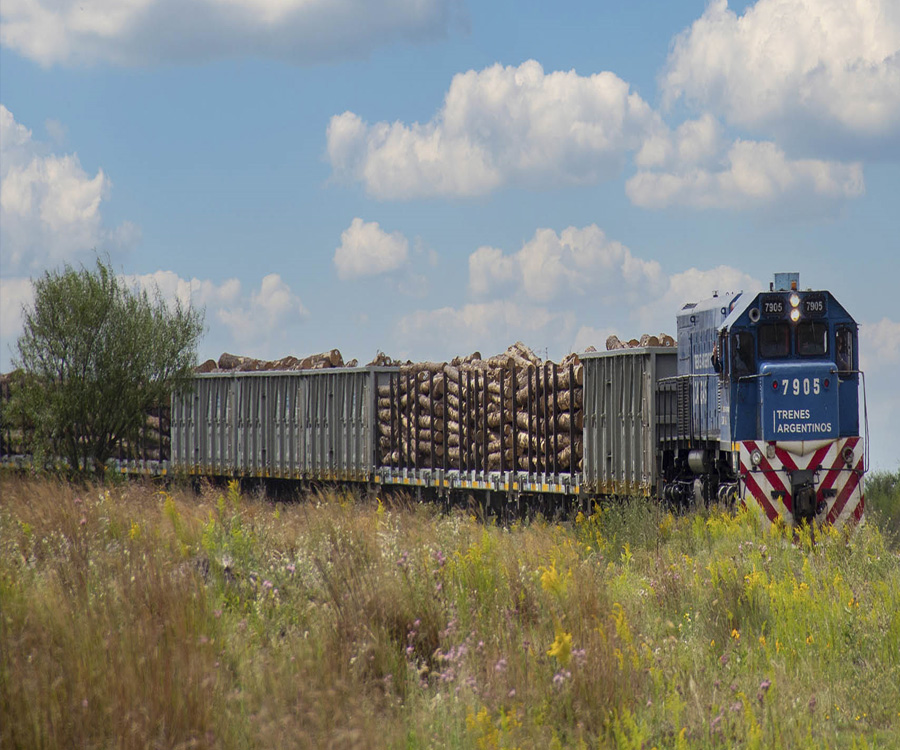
[494,658,508,673]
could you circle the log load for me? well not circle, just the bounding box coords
[377,342,586,474]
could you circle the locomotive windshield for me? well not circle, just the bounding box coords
[758,323,791,358]
[798,321,828,356]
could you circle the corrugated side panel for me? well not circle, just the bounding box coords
[582,349,676,496]
[171,370,375,480]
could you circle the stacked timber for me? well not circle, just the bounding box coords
[376,343,585,474]
[203,349,358,373]
[606,333,675,350]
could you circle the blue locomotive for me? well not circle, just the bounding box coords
[660,272,865,526]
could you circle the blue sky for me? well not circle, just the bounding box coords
[1,0,898,470]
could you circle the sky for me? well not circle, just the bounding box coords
[0,0,898,470]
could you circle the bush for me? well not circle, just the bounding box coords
[12,257,203,475]
[866,468,900,545]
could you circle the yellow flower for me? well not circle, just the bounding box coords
[539,562,570,597]
[758,635,766,648]
[547,630,573,667]
[806,634,814,645]
[731,629,740,641]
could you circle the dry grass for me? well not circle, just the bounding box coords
[2,475,899,748]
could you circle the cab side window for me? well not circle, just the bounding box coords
[835,327,855,375]
[732,331,755,377]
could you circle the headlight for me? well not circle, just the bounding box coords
[789,293,800,308]
[750,449,763,467]
[790,308,800,322]
[842,446,855,466]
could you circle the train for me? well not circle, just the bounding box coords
[165,271,866,527]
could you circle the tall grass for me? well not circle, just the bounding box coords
[1,476,899,748]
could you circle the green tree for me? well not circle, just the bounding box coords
[13,258,204,475]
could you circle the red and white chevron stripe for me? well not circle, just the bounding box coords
[738,437,865,528]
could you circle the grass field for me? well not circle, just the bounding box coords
[2,473,899,749]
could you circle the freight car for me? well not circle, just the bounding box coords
[170,272,866,527]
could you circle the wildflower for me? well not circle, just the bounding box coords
[80,517,87,526]
[808,696,817,712]
[508,689,516,698]
[730,701,743,713]
[74,497,82,505]
[731,629,740,641]
[719,654,729,666]
[552,669,571,686]
[494,658,507,673]
[806,634,814,645]
[547,631,573,667]
[262,579,273,590]
[286,563,295,574]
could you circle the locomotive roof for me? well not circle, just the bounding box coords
[720,287,858,331]
[677,290,743,324]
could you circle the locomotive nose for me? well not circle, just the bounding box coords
[759,362,838,443]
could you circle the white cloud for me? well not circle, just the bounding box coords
[860,317,900,370]
[0,0,462,67]
[396,301,574,360]
[125,270,308,357]
[469,224,665,303]
[0,104,138,275]
[635,114,724,170]
[327,60,663,199]
[216,273,309,345]
[859,318,900,470]
[635,266,763,328]
[400,225,760,363]
[662,0,900,151]
[0,277,33,366]
[334,218,409,279]
[124,269,242,310]
[627,139,864,210]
